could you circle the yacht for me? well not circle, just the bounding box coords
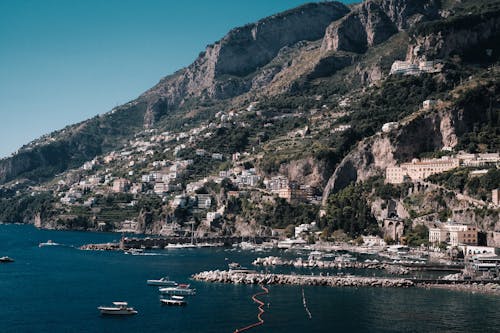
[97,302,138,315]
[0,256,14,263]
[159,286,196,296]
[147,277,178,286]
[160,295,187,306]
[39,240,59,247]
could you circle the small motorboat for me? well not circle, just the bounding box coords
[160,295,187,306]
[39,240,59,247]
[98,302,138,315]
[0,256,14,263]
[147,277,178,286]
[159,286,196,296]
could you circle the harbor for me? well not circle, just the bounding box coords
[0,224,499,333]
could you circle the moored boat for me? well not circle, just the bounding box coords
[160,295,187,306]
[39,240,59,247]
[97,302,138,315]
[0,256,14,263]
[147,277,178,286]
[159,286,196,296]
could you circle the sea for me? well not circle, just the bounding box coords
[0,223,498,333]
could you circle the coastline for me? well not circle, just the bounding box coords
[418,282,500,297]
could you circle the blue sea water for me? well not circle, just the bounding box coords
[0,224,498,333]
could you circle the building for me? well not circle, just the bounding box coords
[459,245,498,257]
[332,124,352,133]
[112,178,129,193]
[382,122,399,133]
[266,176,289,191]
[197,194,212,209]
[212,153,223,160]
[277,182,307,203]
[471,255,500,273]
[422,99,437,109]
[154,182,177,195]
[429,222,478,247]
[206,212,222,224]
[390,61,419,75]
[493,189,499,206]
[294,222,317,238]
[386,157,460,184]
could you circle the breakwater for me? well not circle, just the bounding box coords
[192,270,415,288]
[253,256,410,274]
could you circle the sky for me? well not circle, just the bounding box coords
[0,0,355,158]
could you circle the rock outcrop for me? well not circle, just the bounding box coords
[407,9,500,62]
[322,0,439,54]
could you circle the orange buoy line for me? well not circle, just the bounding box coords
[233,285,269,333]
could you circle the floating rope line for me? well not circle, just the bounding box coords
[302,287,312,320]
[233,285,269,333]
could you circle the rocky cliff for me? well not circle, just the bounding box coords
[321,0,439,54]
[407,9,500,62]
[141,2,350,126]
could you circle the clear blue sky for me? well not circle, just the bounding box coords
[0,0,355,158]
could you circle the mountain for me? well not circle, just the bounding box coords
[0,0,498,244]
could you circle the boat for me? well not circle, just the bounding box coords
[97,302,138,315]
[159,286,196,296]
[160,295,187,306]
[39,240,59,247]
[0,256,14,263]
[147,277,178,286]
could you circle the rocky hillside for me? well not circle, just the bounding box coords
[0,0,498,242]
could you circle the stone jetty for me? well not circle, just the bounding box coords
[79,242,120,251]
[192,270,415,288]
[252,256,410,275]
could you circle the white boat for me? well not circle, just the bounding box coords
[164,243,197,249]
[0,256,14,263]
[39,240,59,247]
[147,277,178,286]
[97,302,138,315]
[159,286,196,296]
[160,295,186,306]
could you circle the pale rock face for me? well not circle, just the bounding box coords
[279,157,330,190]
[321,0,439,54]
[407,15,500,62]
[439,113,458,148]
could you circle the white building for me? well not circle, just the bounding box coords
[386,157,460,184]
[429,222,478,247]
[382,122,399,133]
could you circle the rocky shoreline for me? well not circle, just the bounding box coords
[192,270,415,288]
[193,270,500,296]
[420,282,500,296]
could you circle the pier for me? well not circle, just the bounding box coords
[192,270,415,288]
[120,236,274,250]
